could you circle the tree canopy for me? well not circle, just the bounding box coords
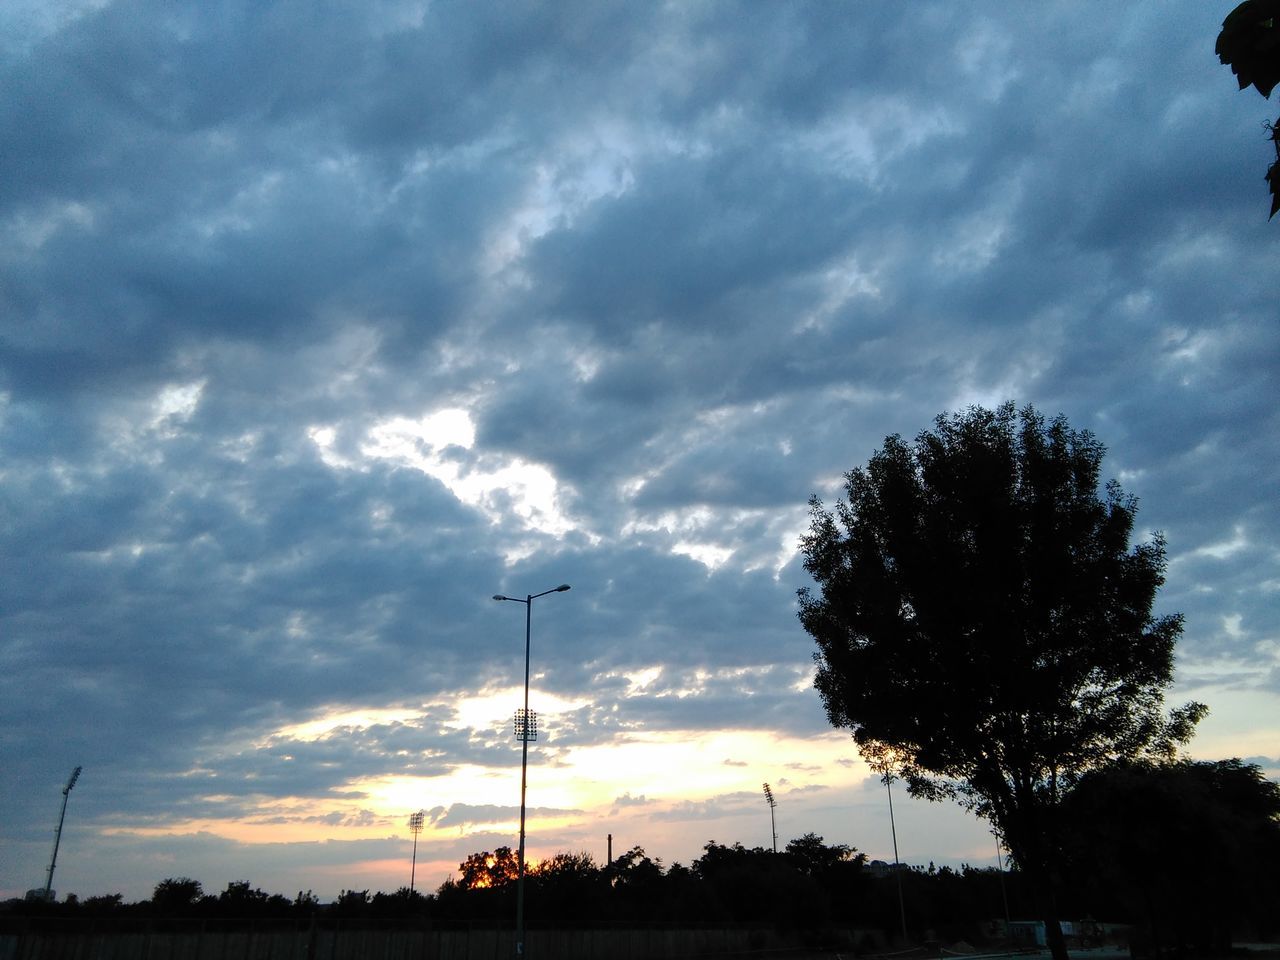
[798,403,1204,960]
[1215,0,1280,217]
[1061,758,1280,951]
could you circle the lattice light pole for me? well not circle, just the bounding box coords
[762,782,778,853]
[408,810,425,893]
[493,583,571,959]
[44,765,81,900]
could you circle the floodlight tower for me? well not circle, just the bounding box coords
[762,782,778,853]
[43,766,82,900]
[408,810,425,893]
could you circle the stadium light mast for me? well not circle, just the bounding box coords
[408,810,425,893]
[493,583,571,959]
[762,782,778,853]
[43,765,82,900]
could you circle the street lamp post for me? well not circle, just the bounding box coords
[994,831,1011,933]
[493,583,570,959]
[884,772,908,943]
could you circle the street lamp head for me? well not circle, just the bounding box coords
[494,585,570,601]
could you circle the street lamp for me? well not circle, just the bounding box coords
[883,771,908,943]
[493,583,571,959]
[993,830,1011,934]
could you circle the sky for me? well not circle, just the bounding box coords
[2,1,1277,904]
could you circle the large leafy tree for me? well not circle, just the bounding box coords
[150,877,205,915]
[456,846,520,890]
[1060,759,1280,952]
[797,403,1204,960]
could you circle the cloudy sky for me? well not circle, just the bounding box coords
[3,1,1277,903]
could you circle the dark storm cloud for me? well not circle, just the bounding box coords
[1,1,572,401]
[524,148,864,338]
[488,547,811,695]
[1,0,1276,899]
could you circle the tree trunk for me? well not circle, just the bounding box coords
[1044,916,1069,960]
[1017,846,1069,960]
[1003,795,1069,960]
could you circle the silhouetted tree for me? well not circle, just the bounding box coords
[607,846,668,919]
[81,893,125,915]
[532,850,598,882]
[784,833,867,925]
[609,845,663,886]
[693,841,827,929]
[370,886,430,917]
[151,877,204,914]
[330,888,371,918]
[456,846,520,890]
[216,880,278,916]
[785,832,864,877]
[1061,759,1280,954]
[528,851,607,924]
[1216,0,1280,217]
[434,847,523,923]
[798,403,1204,960]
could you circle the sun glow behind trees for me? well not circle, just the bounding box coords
[87,389,1252,897]
[52,393,1275,901]
[90,698,906,896]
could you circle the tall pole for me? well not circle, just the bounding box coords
[762,783,778,853]
[408,811,425,893]
[44,766,81,900]
[885,773,907,943]
[494,583,570,960]
[516,593,532,957]
[994,831,1011,932]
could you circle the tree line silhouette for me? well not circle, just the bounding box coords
[6,760,1278,954]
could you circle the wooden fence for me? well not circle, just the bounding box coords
[0,918,806,960]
